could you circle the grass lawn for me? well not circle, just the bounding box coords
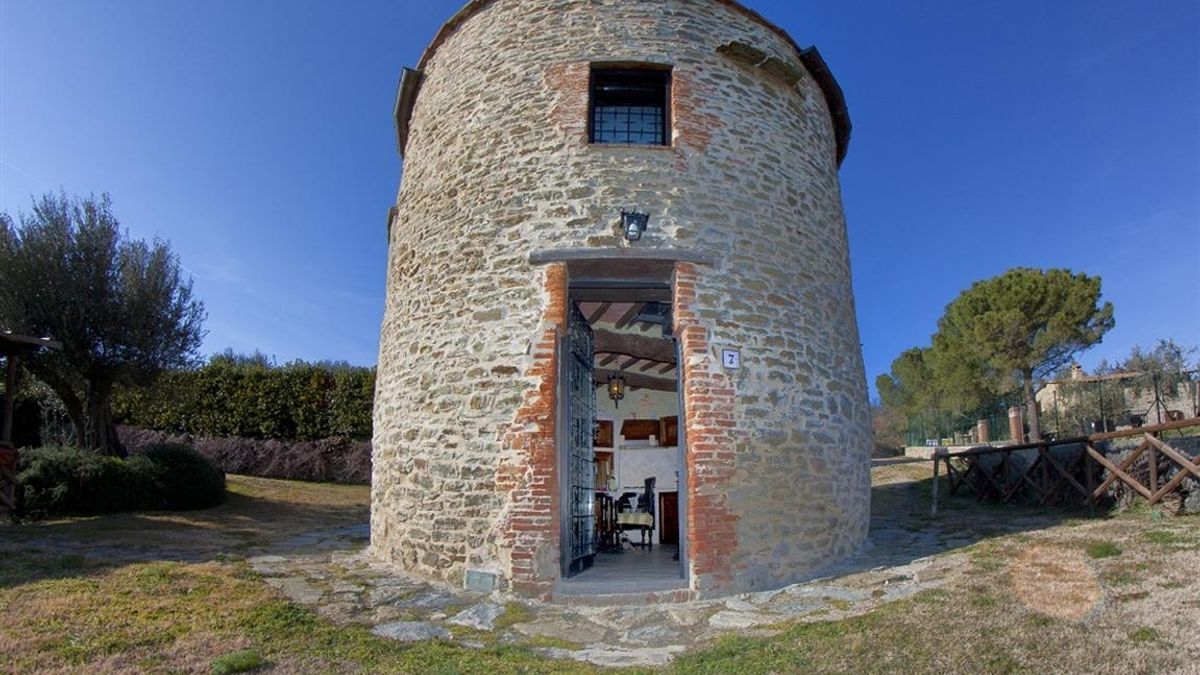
[1,467,1197,673]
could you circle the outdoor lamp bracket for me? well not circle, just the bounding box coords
[621,211,649,241]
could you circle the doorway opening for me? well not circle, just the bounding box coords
[559,277,687,595]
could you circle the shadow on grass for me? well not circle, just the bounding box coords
[0,550,116,589]
[3,461,1118,593]
[836,458,1110,575]
[0,482,370,589]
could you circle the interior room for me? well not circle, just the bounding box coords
[562,295,685,593]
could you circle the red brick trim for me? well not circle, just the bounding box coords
[673,262,738,593]
[544,62,590,145]
[672,67,721,155]
[496,263,567,598]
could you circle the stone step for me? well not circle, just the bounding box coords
[552,587,695,606]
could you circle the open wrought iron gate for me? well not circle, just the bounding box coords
[561,301,596,577]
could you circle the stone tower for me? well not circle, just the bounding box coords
[373,0,871,600]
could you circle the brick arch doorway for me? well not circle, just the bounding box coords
[555,257,690,593]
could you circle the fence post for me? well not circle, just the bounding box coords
[1148,443,1158,494]
[2,354,17,444]
[1053,389,1061,437]
[1008,406,1024,443]
[931,447,947,516]
[1085,446,1096,513]
[1153,375,1163,425]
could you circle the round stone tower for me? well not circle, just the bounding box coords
[373,0,871,600]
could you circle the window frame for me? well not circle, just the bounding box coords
[587,66,673,147]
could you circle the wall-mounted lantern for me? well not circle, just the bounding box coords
[607,371,627,408]
[621,211,649,241]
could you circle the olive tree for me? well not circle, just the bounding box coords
[0,193,205,455]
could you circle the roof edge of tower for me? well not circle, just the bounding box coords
[403,0,851,165]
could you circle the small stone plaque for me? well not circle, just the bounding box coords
[464,569,498,593]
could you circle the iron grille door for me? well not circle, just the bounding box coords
[565,301,596,576]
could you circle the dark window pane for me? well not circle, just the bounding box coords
[590,69,670,145]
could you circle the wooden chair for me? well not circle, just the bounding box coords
[595,492,620,552]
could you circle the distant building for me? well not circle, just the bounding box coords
[1037,363,1199,433]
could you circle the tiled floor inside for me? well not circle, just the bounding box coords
[558,544,685,595]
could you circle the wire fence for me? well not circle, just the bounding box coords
[905,397,1023,447]
[906,370,1200,447]
[1041,369,1200,438]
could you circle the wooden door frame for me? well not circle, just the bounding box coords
[555,264,690,584]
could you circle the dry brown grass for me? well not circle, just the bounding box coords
[677,462,1200,673]
[0,475,369,564]
[1,466,1198,673]
[0,476,597,674]
[0,475,370,672]
[1008,544,1102,622]
[0,560,273,672]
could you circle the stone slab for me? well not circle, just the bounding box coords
[265,576,324,605]
[514,615,609,644]
[539,644,688,668]
[707,610,781,629]
[372,621,451,642]
[447,603,505,631]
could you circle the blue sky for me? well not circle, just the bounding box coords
[2,1,1197,394]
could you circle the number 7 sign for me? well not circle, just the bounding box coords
[721,349,740,369]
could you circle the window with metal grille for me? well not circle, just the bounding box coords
[589,68,671,146]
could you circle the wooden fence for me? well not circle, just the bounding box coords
[930,417,1200,514]
[0,443,16,516]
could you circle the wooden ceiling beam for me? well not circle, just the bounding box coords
[614,303,646,329]
[658,363,675,374]
[586,301,612,323]
[571,288,671,303]
[598,354,619,367]
[594,351,672,366]
[594,368,676,393]
[594,329,674,363]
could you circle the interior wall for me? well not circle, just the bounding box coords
[595,385,679,544]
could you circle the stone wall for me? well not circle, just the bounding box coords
[596,386,681,493]
[1128,385,1199,422]
[373,0,871,598]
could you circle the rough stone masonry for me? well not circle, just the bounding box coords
[372,0,872,599]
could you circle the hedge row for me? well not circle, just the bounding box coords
[119,426,371,485]
[16,443,226,520]
[113,355,375,441]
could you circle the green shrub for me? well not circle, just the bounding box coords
[140,443,226,510]
[1085,540,1122,559]
[1142,530,1189,545]
[113,355,375,442]
[211,648,264,674]
[1129,627,1160,642]
[15,443,224,520]
[17,447,156,517]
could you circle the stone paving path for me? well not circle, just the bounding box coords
[247,506,983,668]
